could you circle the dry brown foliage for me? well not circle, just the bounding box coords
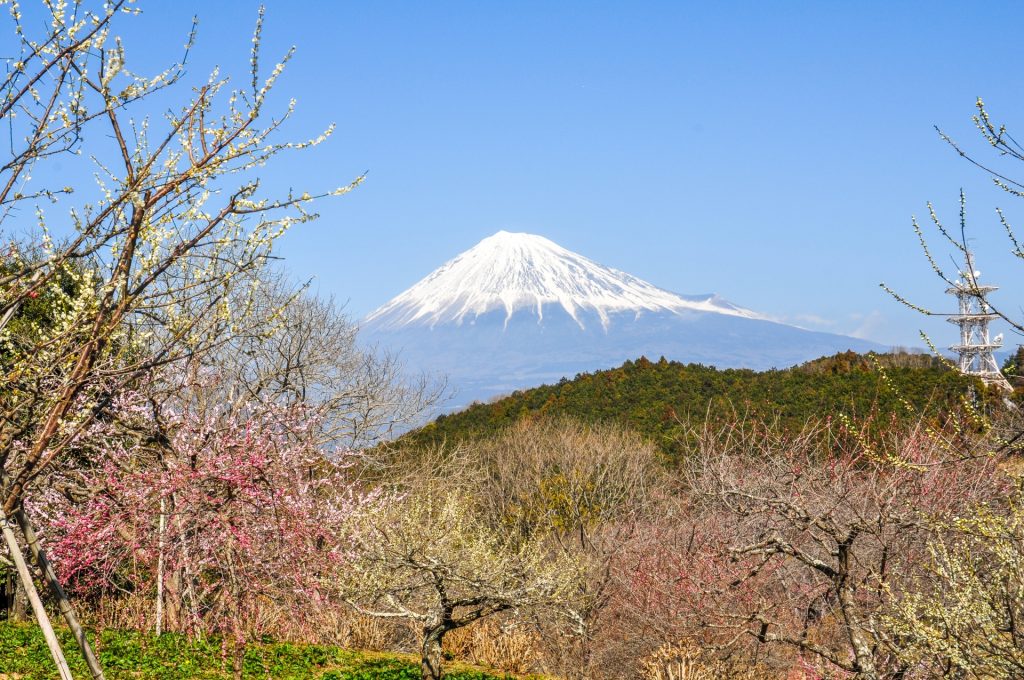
[443,619,542,675]
[641,641,775,680]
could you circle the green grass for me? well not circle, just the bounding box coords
[0,622,531,679]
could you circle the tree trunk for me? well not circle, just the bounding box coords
[4,570,23,621]
[12,574,27,622]
[420,626,446,680]
[0,508,74,680]
[164,567,183,632]
[836,543,878,680]
[15,507,107,680]
[232,639,244,680]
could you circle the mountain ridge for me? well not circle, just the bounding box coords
[361,232,887,406]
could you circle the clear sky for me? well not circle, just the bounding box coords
[33,2,1024,347]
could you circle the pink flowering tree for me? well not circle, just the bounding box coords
[619,418,1007,680]
[37,389,380,676]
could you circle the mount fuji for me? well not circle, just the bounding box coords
[362,232,886,406]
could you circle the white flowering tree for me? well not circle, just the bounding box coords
[883,481,1024,677]
[0,2,356,677]
[345,490,582,680]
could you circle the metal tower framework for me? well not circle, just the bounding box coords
[947,252,1012,391]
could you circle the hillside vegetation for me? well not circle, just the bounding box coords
[402,351,983,460]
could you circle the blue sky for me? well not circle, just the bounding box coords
[32,2,1024,347]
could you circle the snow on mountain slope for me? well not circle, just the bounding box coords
[365,231,760,331]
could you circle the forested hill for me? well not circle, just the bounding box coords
[400,352,986,460]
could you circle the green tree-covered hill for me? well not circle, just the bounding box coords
[400,352,988,461]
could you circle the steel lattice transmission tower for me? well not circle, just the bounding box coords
[947,252,1012,391]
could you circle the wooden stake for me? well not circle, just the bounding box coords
[0,508,74,680]
[16,507,107,680]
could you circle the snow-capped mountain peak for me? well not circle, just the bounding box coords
[365,231,760,331]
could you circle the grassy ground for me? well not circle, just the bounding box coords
[0,622,536,680]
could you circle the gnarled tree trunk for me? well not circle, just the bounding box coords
[420,625,447,680]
